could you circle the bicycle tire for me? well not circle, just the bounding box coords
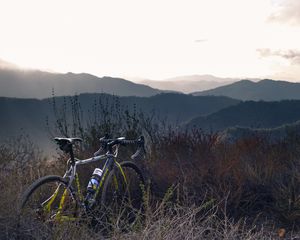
[100,161,146,231]
[20,175,78,227]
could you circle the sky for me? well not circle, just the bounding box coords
[0,0,300,81]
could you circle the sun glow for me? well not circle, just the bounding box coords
[0,0,299,80]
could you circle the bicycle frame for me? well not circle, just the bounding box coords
[43,145,128,221]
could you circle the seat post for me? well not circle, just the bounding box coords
[69,145,75,164]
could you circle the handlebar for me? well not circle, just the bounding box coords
[94,135,146,160]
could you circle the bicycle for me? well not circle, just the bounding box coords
[19,135,146,231]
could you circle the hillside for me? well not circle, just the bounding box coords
[186,100,300,131]
[72,93,239,122]
[192,79,300,101]
[218,120,300,143]
[0,93,239,150]
[0,68,162,98]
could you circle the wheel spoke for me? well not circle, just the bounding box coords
[20,176,78,233]
[100,161,145,231]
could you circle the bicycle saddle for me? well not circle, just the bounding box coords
[54,137,83,153]
[54,137,83,144]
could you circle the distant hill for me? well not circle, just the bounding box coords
[0,68,162,98]
[133,75,236,93]
[163,75,236,83]
[218,120,300,144]
[192,79,300,101]
[0,93,239,150]
[0,97,53,149]
[71,93,240,123]
[186,100,300,131]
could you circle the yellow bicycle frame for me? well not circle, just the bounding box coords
[43,175,81,221]
[42,161,128,222]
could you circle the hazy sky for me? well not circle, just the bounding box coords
[0,0,300,81]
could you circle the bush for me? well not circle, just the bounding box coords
[2,95,300,238]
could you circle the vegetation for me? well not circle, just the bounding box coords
[0,93,239,150]
[186,100,300,131]
[1,95,300,239]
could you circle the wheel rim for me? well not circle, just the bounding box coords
[21,180,77,227]
[101,164,145,231]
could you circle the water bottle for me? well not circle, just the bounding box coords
[85,168,103,208]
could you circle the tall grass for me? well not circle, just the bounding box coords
[1,94,300,239]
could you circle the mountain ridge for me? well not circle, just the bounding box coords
[0,93,240,150]
[186,100,300,131]
[218,120,300,144]
[131,74,237,93]
[192,79,300,101]
[0,68,163,99]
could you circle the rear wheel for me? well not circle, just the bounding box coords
[100,161,145,232]
[19,175,78,234]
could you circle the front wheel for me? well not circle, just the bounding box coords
[19,175,78,233]
[100,161,146,231]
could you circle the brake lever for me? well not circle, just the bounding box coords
[131,136,146,160]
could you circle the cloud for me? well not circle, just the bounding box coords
[257,48,300,64]
[195,39,208,43]
[268,0,300,25]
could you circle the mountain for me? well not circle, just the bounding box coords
[0,97,53,149]
[0,93,240,150]
[163,75,236,83]
[0,68,162,98]
[72,93,240,123]
[218,120,300,144]
[186,100,300,131]
[192,79,300,101]
[132,75,236,93]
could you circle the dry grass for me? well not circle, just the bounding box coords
[2,130,300,239]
